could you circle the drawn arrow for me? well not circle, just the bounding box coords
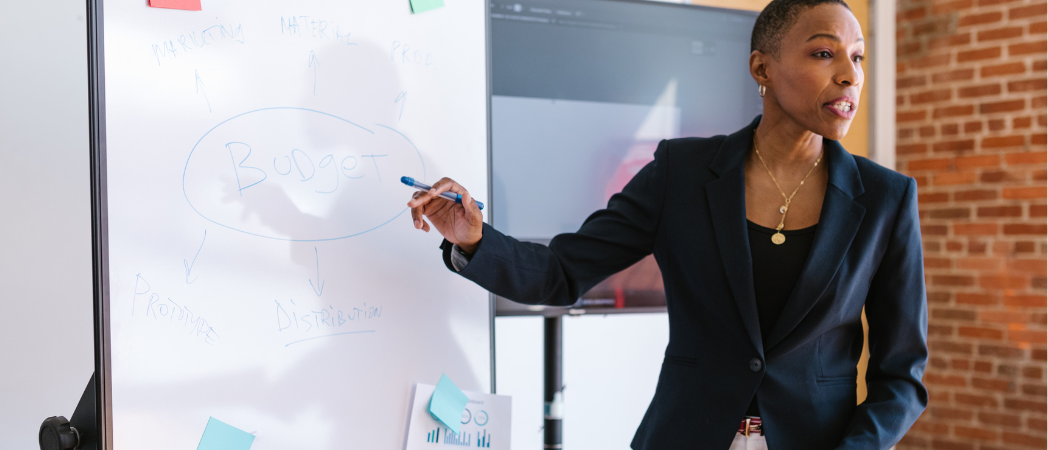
[395,91,407,121]
[308,246,325,296]
[183,230,207,284]
[308,50,320,96]
[194,69,211,112]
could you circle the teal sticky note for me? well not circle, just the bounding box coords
[410,0,444,14]
[428,374,469,434]
[196,417,255,450]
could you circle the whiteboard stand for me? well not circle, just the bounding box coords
[38,374,98,450]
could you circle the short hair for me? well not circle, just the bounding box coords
[751,0,851,58]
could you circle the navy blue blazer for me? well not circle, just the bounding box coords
[443,117,928,449]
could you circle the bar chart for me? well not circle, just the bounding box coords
[476,430,492,448]
[426,427,442,444]
[424,427,487,447]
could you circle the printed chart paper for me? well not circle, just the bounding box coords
[406,384,511,449]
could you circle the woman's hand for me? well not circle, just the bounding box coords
[407,177,483,254]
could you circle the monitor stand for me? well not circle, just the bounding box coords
[543,316,564,449]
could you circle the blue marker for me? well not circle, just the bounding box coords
[401,176,484,210]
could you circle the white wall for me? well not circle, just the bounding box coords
[496,314,669,450]
[869,0,897,170]
[0,1,95,449]
[494,317,545,448]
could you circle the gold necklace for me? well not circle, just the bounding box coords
[753,135,823,245]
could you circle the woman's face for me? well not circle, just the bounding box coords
[760,4,865,140]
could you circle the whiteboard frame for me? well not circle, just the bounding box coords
[86,1,496,448]
[86,0,113,447]
[484,0,497,395]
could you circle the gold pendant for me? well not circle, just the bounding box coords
[779,205,788,214]
[771,232,786,245]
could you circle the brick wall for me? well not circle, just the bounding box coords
[894,0,1047,448]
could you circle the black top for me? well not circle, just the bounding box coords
[745,219,818,416]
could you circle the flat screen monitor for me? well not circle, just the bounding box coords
[490,0,761,316]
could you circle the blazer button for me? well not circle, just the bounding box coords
[749,358,763,372]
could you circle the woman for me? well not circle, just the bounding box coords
[407,0,928,448]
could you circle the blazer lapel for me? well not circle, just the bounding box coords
[707,119,763,356]
[763,139,866,352]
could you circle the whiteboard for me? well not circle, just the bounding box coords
[99,1,490,449]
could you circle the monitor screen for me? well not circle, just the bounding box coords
[491,0,761,315]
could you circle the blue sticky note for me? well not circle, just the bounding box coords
[429,374,469,434]
[410,0,444,14]
[196,417,255,450]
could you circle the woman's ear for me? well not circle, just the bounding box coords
[749,50,771,88]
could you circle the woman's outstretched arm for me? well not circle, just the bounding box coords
[409,141,670,306]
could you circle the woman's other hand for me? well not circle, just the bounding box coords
[407,177,483,254]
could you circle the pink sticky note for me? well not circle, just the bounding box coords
[149,0,202,11]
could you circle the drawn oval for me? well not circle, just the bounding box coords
[183,107,426,241]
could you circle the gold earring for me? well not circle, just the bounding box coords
[758,84,766,97]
